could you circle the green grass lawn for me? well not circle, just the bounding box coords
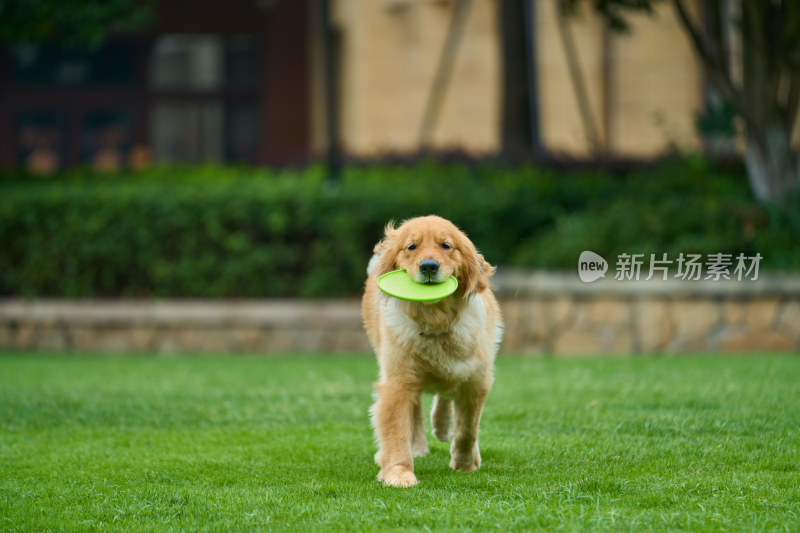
[1,353,799,532]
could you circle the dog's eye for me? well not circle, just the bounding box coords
[407,244,417,251]
[441,242,451,250]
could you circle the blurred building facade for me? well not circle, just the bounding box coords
[0,0,706,172]
[0,0,310,171]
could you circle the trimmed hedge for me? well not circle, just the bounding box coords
[1,157,798,298]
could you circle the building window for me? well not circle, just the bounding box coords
[10,42,139,172]
[83,110,134,172]
[149,35,261,164]
[17,110,66,174]
[11,42,136,86]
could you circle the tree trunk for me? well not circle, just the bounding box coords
[671,0,800,205]
[743,122,800,205]
[499,0,535,156]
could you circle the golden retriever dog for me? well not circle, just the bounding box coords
[361,215,503,487]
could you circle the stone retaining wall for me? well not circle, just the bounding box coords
[0,300,371,354]
[1,271,798,355]
[494,271,800,354]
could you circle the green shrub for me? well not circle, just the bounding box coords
[0,157,797,298]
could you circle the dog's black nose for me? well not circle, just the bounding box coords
[419,259,439,279]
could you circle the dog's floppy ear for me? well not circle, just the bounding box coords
[461,252,494,295]
[457,231,495,295]
[373,220,402,277]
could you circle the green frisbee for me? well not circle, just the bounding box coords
[377,269,458,302]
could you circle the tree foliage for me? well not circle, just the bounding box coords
[559,0,658,32]
[0,0,155,49]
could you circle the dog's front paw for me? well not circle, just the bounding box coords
[378,465,419,488]
[450,445,481,472]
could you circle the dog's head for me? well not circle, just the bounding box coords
[373,215,494,296]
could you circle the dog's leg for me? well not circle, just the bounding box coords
[411,394,429,457]
[431,394,453,442]
[372,381,419,487]
[449,384,489,472]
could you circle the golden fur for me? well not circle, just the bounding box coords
[361,215,503,487]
